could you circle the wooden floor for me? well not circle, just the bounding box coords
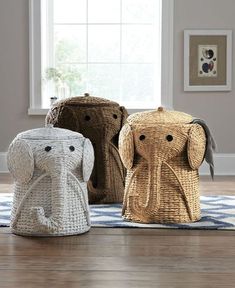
[0,174,235,288]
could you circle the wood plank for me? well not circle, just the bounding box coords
[0,271,234,288]
[0,242,234,258]
[0,255,234,272]
[2,227,235,236]
[1,231,235,247]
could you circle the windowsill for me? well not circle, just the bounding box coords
[28,108,49,115]
[28,107,158,116]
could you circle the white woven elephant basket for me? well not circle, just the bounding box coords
[7,125,94,236]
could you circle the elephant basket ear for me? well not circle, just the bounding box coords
[82,138,94,182]
[187,124,206,170]
[119,106,129,127]
[119,123,134,169]
[7,139,34,184]
[45,106,58,126]
[57,106,78,131]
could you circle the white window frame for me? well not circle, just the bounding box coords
[28,0,174,115]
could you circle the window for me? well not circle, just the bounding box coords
[29,0,173,114]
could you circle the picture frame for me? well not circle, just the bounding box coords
[184,30,232,91]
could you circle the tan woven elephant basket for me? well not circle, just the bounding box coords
[119,107,213,224]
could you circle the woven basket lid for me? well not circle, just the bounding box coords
[54,93,120,108]
[127,107,193,126]
[16,125,84,140]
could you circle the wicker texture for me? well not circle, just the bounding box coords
[119,107,207,224]
[45,94,128,204]
[7,126,94,236]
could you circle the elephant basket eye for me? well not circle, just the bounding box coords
[69,146,75,152]
[113,114,118,119]
[45,146,52,152]
[84,115,91,121]
[139,135,145,141]
[166,135,173,142]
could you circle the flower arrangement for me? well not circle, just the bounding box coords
[44,66,82,104]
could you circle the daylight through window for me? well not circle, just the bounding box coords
[41,0,161,109]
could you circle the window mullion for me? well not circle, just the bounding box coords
[48,0,54,68]
[29,0,42,111]
[86,0,89,93]
[120,0,122,102]
[43,0,55,108]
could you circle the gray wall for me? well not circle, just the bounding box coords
[173,0,235,153]
[0,0,234,152]
[0,0,44,152]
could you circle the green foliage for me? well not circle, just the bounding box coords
[57,65,83,94]
[44,65,81,84]
[44,37,86,97]
[45,67,62,83]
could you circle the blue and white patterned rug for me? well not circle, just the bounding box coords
[1,194,235,230]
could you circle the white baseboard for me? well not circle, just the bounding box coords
[0,153,8,173]
[199,153,235,175]
[0,152,235,175]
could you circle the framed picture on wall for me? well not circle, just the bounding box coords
[184,30,232,91]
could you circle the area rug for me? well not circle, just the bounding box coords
[1,194,235,230]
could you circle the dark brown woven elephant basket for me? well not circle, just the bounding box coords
[46,94,128,204]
